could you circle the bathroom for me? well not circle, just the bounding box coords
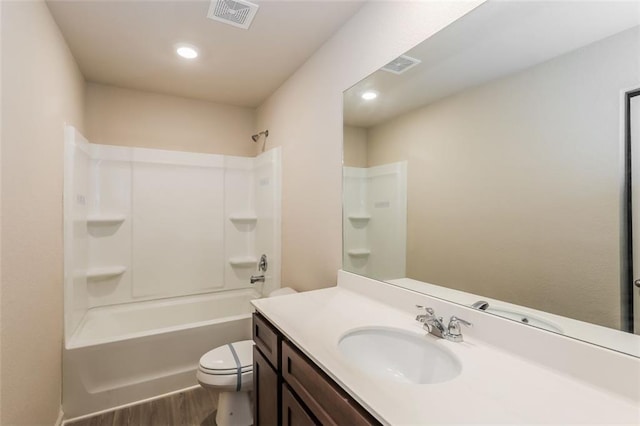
[1,0,640,425]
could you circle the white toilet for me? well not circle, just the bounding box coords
[197,287,297,426]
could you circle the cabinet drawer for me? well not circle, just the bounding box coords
[282,383,319,426]
[253,313,280,368]
[282,341,379,426]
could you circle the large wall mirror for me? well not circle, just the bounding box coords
[342,0,640,357]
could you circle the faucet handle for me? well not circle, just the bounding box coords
[415,305,426,321]
[416,305,435,314]
[447,316,472,342]
[450,316,472,327]
[415,305,435,319]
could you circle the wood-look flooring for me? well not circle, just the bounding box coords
[65,387,220,426]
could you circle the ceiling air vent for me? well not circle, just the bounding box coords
[381,55,422,75]
[207,0,259,30]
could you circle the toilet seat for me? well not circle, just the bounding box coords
[197,340,254,391]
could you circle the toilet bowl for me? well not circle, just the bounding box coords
[197,340,254,426]
[197,287,297,426]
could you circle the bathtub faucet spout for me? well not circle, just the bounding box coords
[250,275,265,284]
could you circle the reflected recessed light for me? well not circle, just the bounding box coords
[361,91,378,100]
[176,44,199,59]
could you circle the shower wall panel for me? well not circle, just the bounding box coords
[343,167,371,277]
[254,148,282,296]
[64,127,91,343]
[343,161,407,281]
[224,156,257,290]
[132,155,225,298]
[87,146,132,308]
[367,162,407,280]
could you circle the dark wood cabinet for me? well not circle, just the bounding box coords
[253,346,279,426]
[253,311,280,368]
[282,384,318,426]
[252,313,380,426]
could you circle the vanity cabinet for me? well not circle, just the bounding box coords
[254,346,279,425]
[282,383,317,426]
[252,313,380,426]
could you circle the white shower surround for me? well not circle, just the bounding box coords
[63,126,282,417]
[64,126,281,339]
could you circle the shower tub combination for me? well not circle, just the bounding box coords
[63,127,282,419]
[63,289,260,418]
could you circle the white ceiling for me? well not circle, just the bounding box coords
[47,0,364,108]
[344,1,640,128]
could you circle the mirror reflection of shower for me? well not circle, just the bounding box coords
[252,129,269,152]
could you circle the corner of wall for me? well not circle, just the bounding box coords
[254,0,484,292]
[1,0,85,423]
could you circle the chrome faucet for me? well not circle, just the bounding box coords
[446,316,473,342]
[471,300,490,311]
[415,305,472,342]
[250,275,265,284]
[250,254,268,285]
[416,305,446,337]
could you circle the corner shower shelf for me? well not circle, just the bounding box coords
[347,249,371,257]
[348,214,371,221]
[229,214,258,223]
[228,257,258,267]
[86,266,126,280]
[87,215,126,226]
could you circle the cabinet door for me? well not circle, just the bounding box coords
[282,383,319,426]
[282,341,380,426]
[254,346,278,426]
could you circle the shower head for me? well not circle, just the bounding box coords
[252,130,269,142]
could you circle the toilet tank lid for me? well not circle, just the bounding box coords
[199,340,253,373]
[268,287,298,297]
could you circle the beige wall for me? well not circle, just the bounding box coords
[343,125,368,167]
[85,82,256,156]
[0,1,3,421]
[1,1,85,424]
[255,1,483,292]
[366,28,640,329]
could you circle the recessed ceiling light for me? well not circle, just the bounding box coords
[361,91,378,100]
[176,44,199,59]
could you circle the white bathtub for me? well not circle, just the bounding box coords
[63,288,260,419]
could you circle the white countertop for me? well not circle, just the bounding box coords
[252,285,640,425]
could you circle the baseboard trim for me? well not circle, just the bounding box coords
[61,384,202,425]
[55,408,64,426]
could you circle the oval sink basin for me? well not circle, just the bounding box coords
[486,308,563,333]
[338,327,461,384]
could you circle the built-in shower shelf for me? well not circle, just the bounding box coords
[229,257,258,267]
[229,214,258,223]
[86,266,127,280]
[347,249,371,257]
[87,215,126,226]
[348,214,371,221]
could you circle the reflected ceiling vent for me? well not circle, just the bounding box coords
[381,55,422,75]
[207,0,259,30]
